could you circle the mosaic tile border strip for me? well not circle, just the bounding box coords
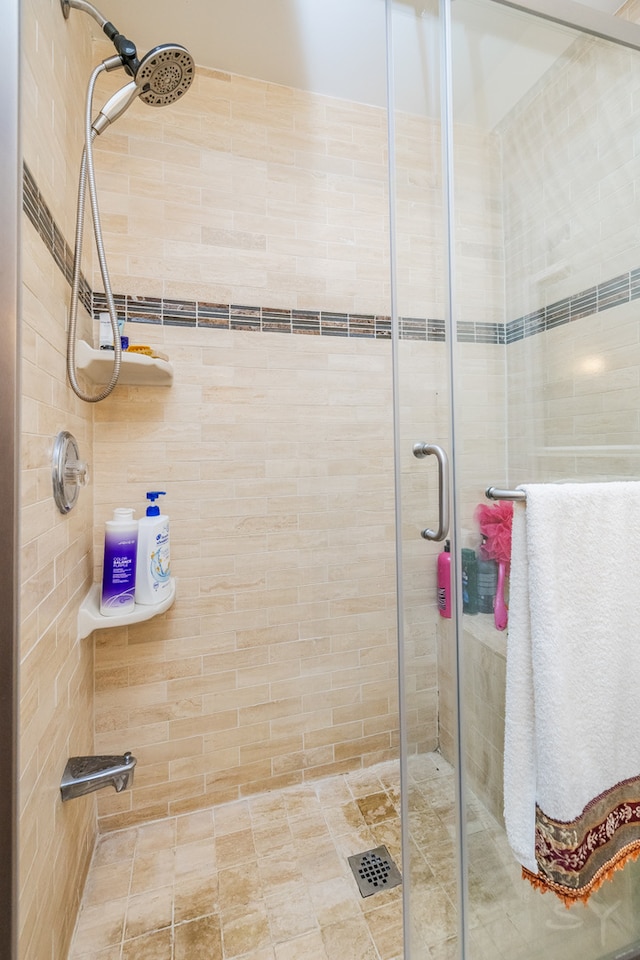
[505,272,640,344]
[92,295,506,344]
[22,164,92,315]
[94,293,398,340]
[24,163,634,346]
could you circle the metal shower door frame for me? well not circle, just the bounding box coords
[488,0,640,51]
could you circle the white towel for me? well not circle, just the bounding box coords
[504,481,640,898]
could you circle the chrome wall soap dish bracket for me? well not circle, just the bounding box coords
[52,430,89,514]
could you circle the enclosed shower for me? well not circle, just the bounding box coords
[10,0,640,958]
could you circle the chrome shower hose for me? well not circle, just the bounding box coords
[67,61,122,402]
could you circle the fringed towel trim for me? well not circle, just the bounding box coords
[525,774,640,905]
[523,845,640,907]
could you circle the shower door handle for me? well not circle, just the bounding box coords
[412,443,450,541]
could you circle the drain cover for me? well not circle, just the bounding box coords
[348,845,402,898]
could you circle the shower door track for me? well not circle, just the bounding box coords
[489,0,640,53]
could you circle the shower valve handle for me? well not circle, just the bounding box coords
[64,459,89,488]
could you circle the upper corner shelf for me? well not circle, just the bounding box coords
[76,340,173,386]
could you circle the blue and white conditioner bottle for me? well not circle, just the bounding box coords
[135,491,171,605]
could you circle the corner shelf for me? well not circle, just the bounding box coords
[77,578,176,640]
[76,340,173,386]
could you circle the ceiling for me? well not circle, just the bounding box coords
[88,0,625,128]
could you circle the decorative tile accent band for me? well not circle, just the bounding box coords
[505,273,639,344]
[22,163,92,315]
[92,294,505,344]
[23,163,633,346]
[93,292,398,340]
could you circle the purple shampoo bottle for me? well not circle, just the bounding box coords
[100,508,138,616]
[437,540,452,618]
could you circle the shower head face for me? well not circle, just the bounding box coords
[136,44,195,106]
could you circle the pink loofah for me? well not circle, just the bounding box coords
[474,501,514,564]
[474,501,514,631]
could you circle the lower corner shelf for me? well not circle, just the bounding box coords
[77,578,176,640]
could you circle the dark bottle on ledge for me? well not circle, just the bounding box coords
[477,537,497,614]
[461,548,479,615]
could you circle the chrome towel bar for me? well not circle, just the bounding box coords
[485,486,527,501]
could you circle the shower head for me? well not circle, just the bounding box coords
[92,43,195,135]
[135,44,195,106]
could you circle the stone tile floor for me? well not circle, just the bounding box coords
[67,753,640,960]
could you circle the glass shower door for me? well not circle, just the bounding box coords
[389,2,462,957]
[392,0,640,957]
[450,1,640,957]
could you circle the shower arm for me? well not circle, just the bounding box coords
[60,0,140,76]
[60,0,108,28]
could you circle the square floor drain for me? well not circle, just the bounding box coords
[348,845,402,898]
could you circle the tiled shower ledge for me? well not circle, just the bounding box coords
[462,612,507,657]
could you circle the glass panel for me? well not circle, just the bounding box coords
[390,2,462,957]
[449,1,640,957]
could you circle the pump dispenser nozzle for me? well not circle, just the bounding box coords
[145,491,166,516]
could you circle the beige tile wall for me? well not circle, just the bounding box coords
[388,106,508,760]
[394,114,505,326]
[91,53,392,314]
[499,13,640,322]
[394,113,445,320]
[439,616,506,824]
[500,4,640,487]
[396,339,449,760]
[87,47,405,835]
[21,1,640,954]
[507,300,640,486]
[89,51,405,833]
[19,19,512,952]
[452,125,506,328]
[437,343,508,801]
[87,41,511,829]
[20,1,97,959]
[92,325,400,830]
